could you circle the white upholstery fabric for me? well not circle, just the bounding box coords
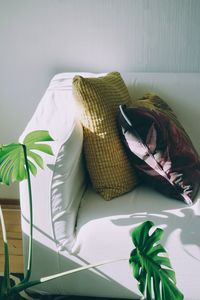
[20,72,200,299]
[122,72,200,153]
[50,121,85,251]
[72,185,200,299]
[19,73,95,255]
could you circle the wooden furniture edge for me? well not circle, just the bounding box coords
[0,198,20,209]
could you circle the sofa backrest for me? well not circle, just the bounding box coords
[121,72,200,154]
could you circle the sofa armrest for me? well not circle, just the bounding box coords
[19,74,87,253]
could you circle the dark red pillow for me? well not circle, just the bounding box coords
[117,94,200,205]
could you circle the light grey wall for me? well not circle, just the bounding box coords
[0,0,200,198]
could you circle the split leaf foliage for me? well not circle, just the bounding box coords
[0,130,54,185]
[129,221,184,300]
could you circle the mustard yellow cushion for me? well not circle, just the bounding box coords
[73,72,138,200]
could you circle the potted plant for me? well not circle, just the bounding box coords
[0,130,183,300]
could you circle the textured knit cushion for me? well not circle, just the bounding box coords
[73,72,138,200]
[117,93,200,205]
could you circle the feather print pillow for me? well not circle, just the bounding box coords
[117,94,200,205]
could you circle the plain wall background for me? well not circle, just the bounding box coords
[0,0,200,198]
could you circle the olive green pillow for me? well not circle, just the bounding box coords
[73,72,138,200]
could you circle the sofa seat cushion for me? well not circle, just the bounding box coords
[73,184,200,299]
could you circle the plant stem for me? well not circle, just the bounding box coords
[0,205,11,296]
[21,144,33,284]
[11,258,128,294]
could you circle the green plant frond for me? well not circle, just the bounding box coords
[143,227,164,253]
[24,131,54,159]
[28,160,37,176]
[155,256,173,269]
[132,220,154,249]
[0,156,13,184]
[29,143,54,156]
[0,143,19,151]
[129,248,137,263]
[27,150,44,169]
[129,221,184,300]
[0,131,54,186]
[2,162,14,186]
[0,144,20,164]
[147,244,166,257]
[162,268,176,283]
[152,273,161,300]
[23,130,54,145]
[132,262,141,280]
[138,267,146,295]
[147,272,152,299]
[0,145,25,185]
[0,131,54,298]
[12,149,26,182]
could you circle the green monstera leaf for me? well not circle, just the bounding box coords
[129,221,184,300]
[0,130,54,185]
[0,130,54,300]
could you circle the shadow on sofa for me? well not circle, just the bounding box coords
[21,229,139,299]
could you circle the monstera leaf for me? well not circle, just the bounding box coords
[129,221,184,300]
[0,130,54,185]
[0,130,54,300]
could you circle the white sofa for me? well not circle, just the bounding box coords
[20,72,200,300]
